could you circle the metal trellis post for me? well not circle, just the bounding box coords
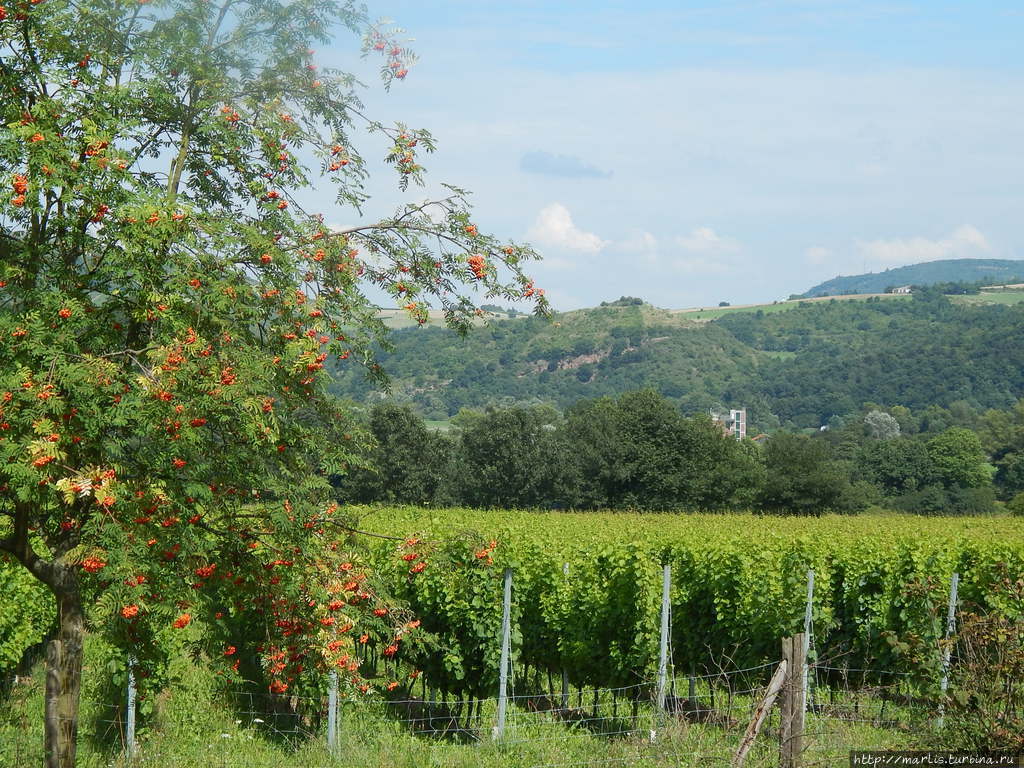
[327,670,338,750]
[656,564,671,712]
[803,568,814,711]
[126,656,137,759]
[937,572,959,729]
[561,562,570,709]
[495,567,513,740]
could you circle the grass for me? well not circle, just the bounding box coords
[373,293,921,330]
[673,302,799,321]
[1,636,934,768]
[668,293,909,321]
[951,291,1024,306]
[373,290,1022,332]
[8,510,1002,767]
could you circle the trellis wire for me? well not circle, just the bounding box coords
[1,653,942,768]
[0,565,956,767]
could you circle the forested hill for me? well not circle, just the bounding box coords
[327,292,1024,431]
[800,258,1024,297]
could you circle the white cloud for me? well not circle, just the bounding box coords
[345,40,1023,307]
[675,227,740,254]
[527,203,608,253]
[805,246,831,265]
[668,227,741,274]
[621,230,658,252]
[618,231,659,262]
[540,288,586,311]
[668,256,732,275]
[520,151,612,179]
[856,225,990,268]
[534,255,578,271]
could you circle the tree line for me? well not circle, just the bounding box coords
[333,390,1024,515]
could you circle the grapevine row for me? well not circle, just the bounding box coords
[369,509,1024,697]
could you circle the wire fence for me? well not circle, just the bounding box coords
[0,566,949,767]
[1,655,940,768]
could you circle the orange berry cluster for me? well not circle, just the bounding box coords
[468,253,487,280]
[10,173,26,207]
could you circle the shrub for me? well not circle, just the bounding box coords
[939,579,1024,751]
[1008,492,1024,517]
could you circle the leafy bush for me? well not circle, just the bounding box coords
[939,579,1024,751]
[599,296,644,307]
[1008,492,1024,517]
[891,485,996,516]
[0,559,54,674]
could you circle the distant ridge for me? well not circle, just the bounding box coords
[800,258,1024,297]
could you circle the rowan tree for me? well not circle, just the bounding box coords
[0,1,547,765]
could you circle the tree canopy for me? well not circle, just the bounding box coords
[0,1,546,764]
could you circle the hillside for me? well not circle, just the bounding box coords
[329,293,1024,430]
[800,258,1024,297]
[333,303,761,418]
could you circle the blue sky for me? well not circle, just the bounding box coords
[318,1,1024,309]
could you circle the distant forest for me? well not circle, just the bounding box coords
[800,257,1024,297]
[333,393,1024,517]
[328,289,1024,432]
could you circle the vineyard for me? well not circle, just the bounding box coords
[5,509,1020,701]
[2,509,1023,766]
[365,509,1024,697]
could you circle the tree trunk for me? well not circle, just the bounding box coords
[44,590,85,768]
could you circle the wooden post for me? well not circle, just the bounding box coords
[731,659,787,768]
[780,634,806,768]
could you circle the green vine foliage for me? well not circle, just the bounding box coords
[365,508,1024,693]
[0,0,547,707]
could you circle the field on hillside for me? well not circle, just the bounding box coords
[373,292,918,328]
[953,290,1024,306]
[658,288,1021,320]
[373,288,1022,328]
[671,293,908,320]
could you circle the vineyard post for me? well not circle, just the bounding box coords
[561,563,570,709]
[803,569,814,712]
[125,656,136,759]
[327,670,338,751]
[656,564,671,712]
[494,567,513,741]
[780,634,806,768]
[731,658,788,768]
[936,572,959,729]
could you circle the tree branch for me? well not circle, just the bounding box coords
[5,501,64,592]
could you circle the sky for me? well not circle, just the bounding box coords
[315,0,1024,311]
